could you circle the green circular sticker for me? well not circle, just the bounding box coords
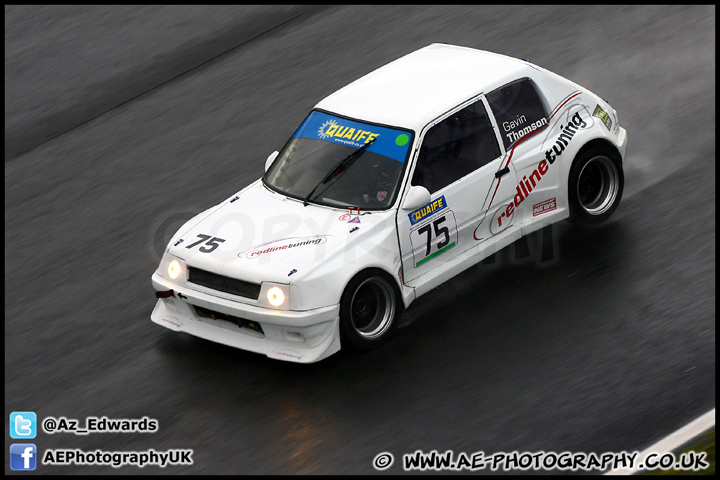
[395,134,410,146]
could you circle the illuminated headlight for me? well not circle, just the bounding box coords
[260,283,290,309]
[168,259,182,279]
[267,286,285,307]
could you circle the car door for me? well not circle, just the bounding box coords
[482,77,554,230]
[397,94,517,284]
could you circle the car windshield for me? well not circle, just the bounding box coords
[264,110,413,209]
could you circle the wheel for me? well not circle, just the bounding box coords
[567,148,624,225]
[339,270,402,349]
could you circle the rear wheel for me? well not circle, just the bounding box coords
[339,270,402,349]
[568,148,624,225]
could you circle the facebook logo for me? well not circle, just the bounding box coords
[10,444,37,471]
[10,411,37,439]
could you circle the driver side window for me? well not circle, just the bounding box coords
[411,99,500,194]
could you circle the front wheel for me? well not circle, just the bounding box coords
[568,148,624,225]
[339,270,402,349]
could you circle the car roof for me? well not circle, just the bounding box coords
[315,43,534,132]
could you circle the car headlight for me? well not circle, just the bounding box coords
[260,283,290,309]
[267,286,285,307]
[168,259,182,279]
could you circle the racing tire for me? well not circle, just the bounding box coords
[568,148,624,225]
[339,269,402,350]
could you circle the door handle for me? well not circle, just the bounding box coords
[495,166,510,178]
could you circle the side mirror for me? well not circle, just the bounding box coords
[264,151,279,172]
[401,185,431,211]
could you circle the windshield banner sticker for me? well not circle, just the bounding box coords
[292,111,411,162]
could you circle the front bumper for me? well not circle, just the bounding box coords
[151,272,340,363]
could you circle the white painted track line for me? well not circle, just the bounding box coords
[605,408,715,475]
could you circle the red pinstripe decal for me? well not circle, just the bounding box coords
[549,92,581,120]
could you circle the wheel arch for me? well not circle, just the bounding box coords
[564,136,623,195]
[338,266,405,349]
[576,138,623,165]
[566,137,625,224]
[340,266,405,309]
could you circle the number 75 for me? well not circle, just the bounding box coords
[417,216,450,256]
[186,234,225,253]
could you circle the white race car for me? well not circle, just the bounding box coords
[151,43,627,363]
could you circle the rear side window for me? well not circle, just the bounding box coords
[486,78,548,149]
[411,98,501,194]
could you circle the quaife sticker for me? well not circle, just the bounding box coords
[292,111,412,163]
[408,196,447,226]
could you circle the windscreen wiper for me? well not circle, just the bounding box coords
[302,138,376,206]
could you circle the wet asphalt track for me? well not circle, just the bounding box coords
[5,5,715,474]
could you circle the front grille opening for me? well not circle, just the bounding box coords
[194,305,264,335]
[188,267,261,300]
